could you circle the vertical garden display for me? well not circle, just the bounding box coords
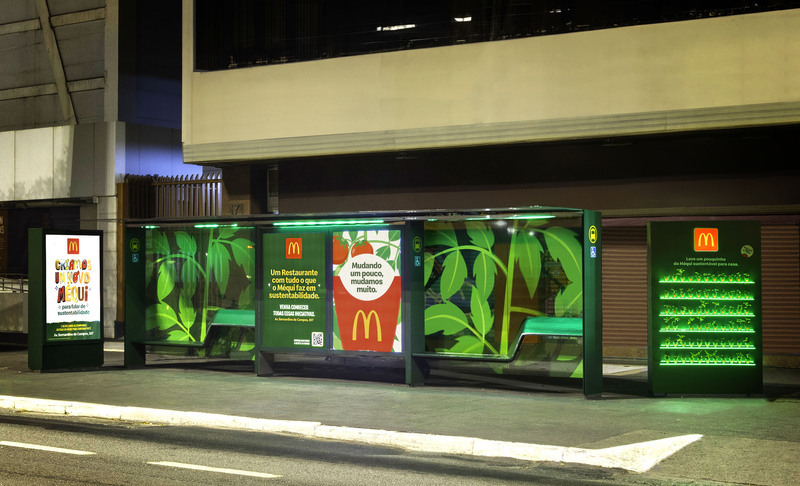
[423,217,583,359]
[332,228,402,352]
[648,221,762,395]
[144,225,255,352]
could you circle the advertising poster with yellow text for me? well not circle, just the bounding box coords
[262,232,326,348]
[332,229,402,352]
[45,234,102,342]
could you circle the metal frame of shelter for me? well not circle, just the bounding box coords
[124,207,603,397]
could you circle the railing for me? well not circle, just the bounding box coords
[122,173,222,219]
[0,274,27,293]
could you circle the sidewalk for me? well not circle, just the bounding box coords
[1,341,799,483]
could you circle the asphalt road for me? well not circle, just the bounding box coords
[0,412,639,486]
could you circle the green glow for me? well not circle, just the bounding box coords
[659,362,756,367]
[273,219,385,227]
[144,225,159,229]
[506,214,556,220]
[194,223,239,229]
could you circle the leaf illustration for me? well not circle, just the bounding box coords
[179,293,197,331]
[555,282,583,317]
[146,302,179,332]
[425,301,469,335]
[387,230,401,242]
[514,231,544,298]
[424,252,435,285]
[376,245,391,261]
[439,250,467,300]
[217,227,237,240]
[209,241,231,296]
[238,283,254,309]
[544,227,583,317]
[168,329,192,341]
[448,335,485,354]
[425,222,458,247]
[230,238,255,275]
[149,230,170,256]
[175,231,197,255]
[472,251,496,300]
[180,259,198,299]
[466,221,495,249]
[157,263,176,301]
[544,227,582,284]
[470,289,493,337]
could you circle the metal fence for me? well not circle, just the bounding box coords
[122,173,222,219]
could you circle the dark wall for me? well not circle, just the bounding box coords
[118,0,182,128]
[276,125,800,215]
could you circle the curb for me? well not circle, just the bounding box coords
[0,395,700,473]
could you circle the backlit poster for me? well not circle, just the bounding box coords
[262,232,326,348]
[332,229,402,352]
[45,233,102,342]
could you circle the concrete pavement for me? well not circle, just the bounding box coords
[1,341,799,484]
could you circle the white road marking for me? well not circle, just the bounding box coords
[149,461,281,478]
[0,440,96,455]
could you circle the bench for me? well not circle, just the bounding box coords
[128,309,255,354]
[413,316,583,362]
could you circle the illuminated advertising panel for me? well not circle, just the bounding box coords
[45,233,102,342]
[648,221,762,395]
[262,232,327,348]
[332,229,402,352]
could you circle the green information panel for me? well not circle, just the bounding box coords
[648,221,762,395]
[262,232,326,348]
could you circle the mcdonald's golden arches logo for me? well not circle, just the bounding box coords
[67,238,80,255]
[694,228,718,252]
[285,238,302,259]
[352,309,382,342]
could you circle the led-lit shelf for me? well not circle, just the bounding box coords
[660,345,755,350]
[659,361,756,367]
[659,279,754,284]
[660,296,754,301]
[659,328,755,333]
[659,312,755,317]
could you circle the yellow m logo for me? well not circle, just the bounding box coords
[352,310,382,342]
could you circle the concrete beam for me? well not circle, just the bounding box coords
[34,0,76,124]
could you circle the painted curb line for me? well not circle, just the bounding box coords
[0,395,701,472]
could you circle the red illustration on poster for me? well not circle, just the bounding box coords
[332,229,401,352]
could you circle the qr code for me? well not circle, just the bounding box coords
[311,332,324,347]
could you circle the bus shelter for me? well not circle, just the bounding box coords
[124,207,602,397]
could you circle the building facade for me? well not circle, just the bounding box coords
[182,1,800,362]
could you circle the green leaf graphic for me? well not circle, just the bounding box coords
[544,227,582,284]
[515,231,544,298]
[175,232,197,255]
[472,252,496,300]
[425,301,469,335]
[466,221,494,249]
[179,293,197,331]
[150,231,170,256]
[157,263,175,301]
[424,252,435,285]
[425,223,458,247]
[230,238,254,275]
[470,289,493,337]
[544,227,583,316]
[209,241,231,296]
[439,250,467,300]
[448,335,484,354]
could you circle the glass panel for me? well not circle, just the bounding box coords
[144,226,256,346]
[423,215,582,358]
